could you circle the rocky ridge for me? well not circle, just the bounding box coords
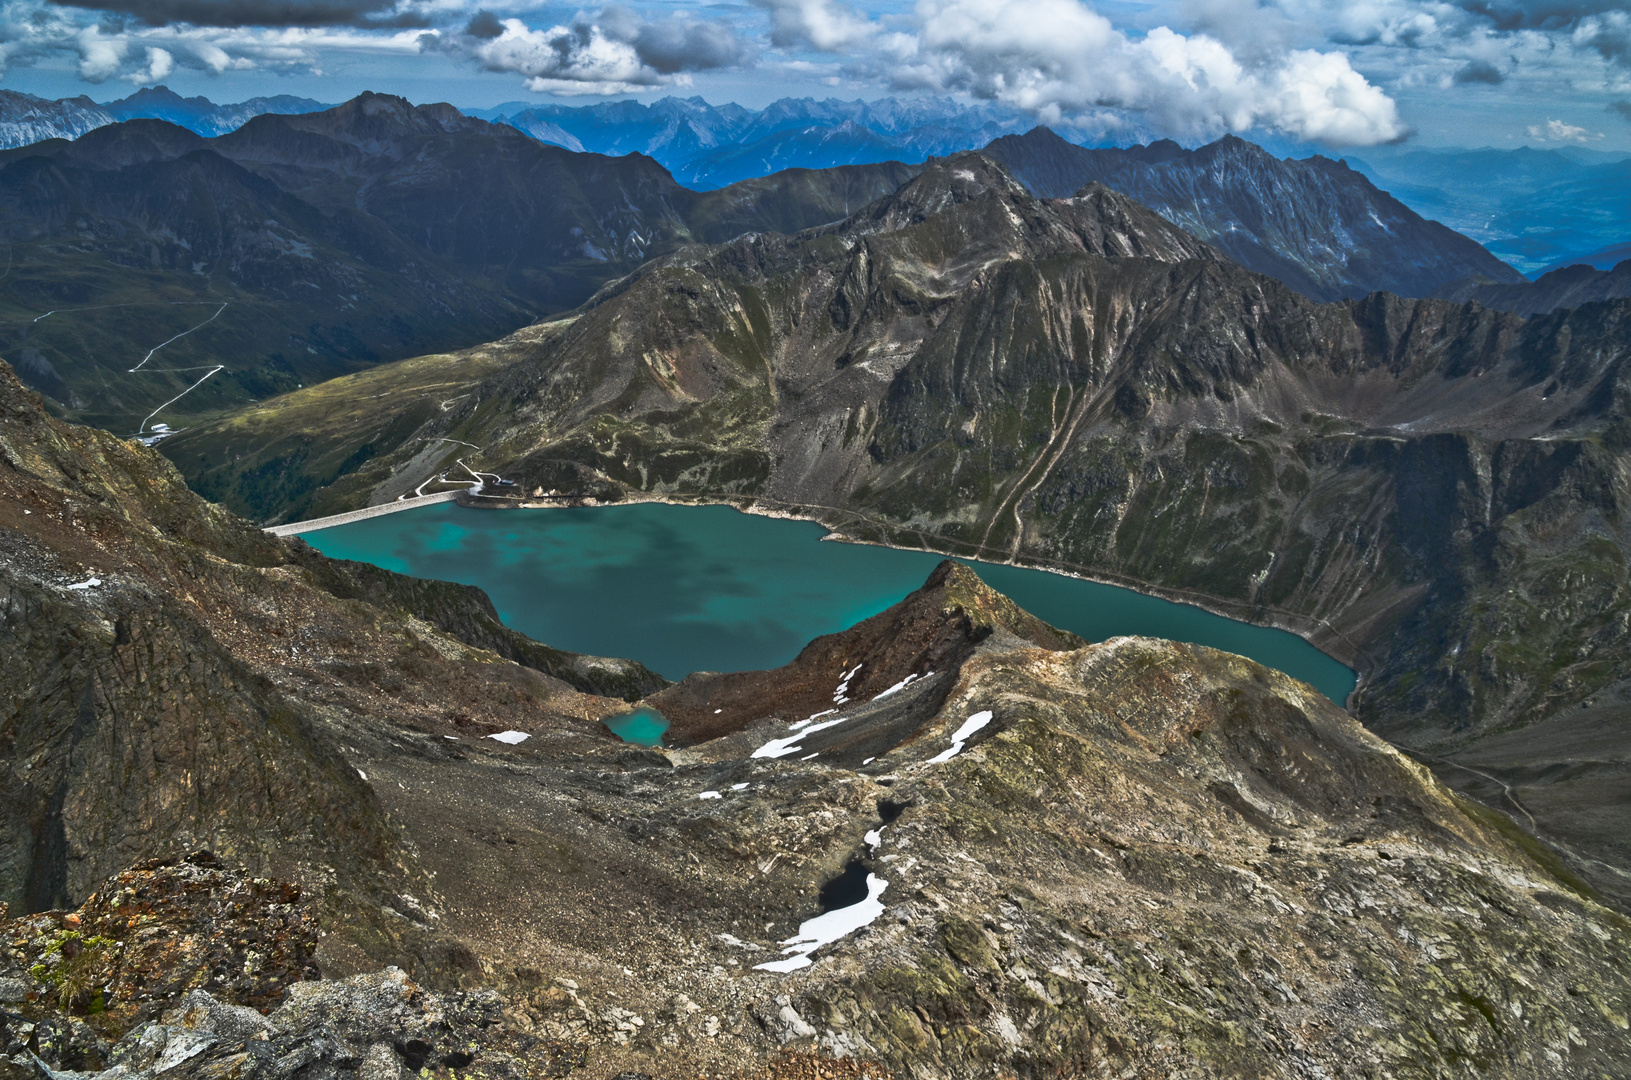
[0,356,658,964]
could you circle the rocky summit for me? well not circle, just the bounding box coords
[4,358,1631,1078]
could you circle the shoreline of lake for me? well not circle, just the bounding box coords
[296,495,1363,711]
[476,489,1369,708]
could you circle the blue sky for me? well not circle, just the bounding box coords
[2,0,1629,150]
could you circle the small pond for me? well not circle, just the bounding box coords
[603,707,669,747]
[302,502,1356,705]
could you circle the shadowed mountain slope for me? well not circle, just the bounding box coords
[0,357,663,978]
[0,95,918,435]
[984,127,1524,302]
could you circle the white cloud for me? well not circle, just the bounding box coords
[753,0,877,50]
[0,0,431,86]
[1269,47,1406,142]
[860,0,1406,144]
[430,18,668,89]
[77,26,128,82]
[1576,10,1631,67]
[124,45,175,83]
[1527,117,1602,142]
[425,8,746,93]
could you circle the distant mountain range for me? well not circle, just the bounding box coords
[469,95,1032,190]
[1344,145,1631,277]
[3,88,1615,433]
[981,128,1524,302]
[1431,259,1631,316]
[8,86,1626,286]
[468,98,1629,282]
[0,85,332,148]
[476,103,1527,302]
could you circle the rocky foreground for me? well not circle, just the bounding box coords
[4,359,1631,1078]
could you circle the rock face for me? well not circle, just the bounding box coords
[167,151,1631,905]
[984,127,1525,301]
[3,853,318,1038]
[0,856,576,1079]
[651,560,1082,747]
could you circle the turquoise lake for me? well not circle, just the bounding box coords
[302,502,1356,705]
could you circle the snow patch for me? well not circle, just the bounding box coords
[754,874,889,973]
[864,828,883,851]
[926,711,993,764]
[833,663,863,703]
[873,671,933,701]
[752,713,850,759]
[66,577,101,591]
[697,791,722,800]
[731,783,749,791]
[486,730,530,745]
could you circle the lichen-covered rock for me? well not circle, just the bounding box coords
[0,852,317,1070]
[0,852,317,1033]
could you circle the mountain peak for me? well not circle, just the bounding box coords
[1197,132,1270,160]
[242,92,490,152]
[850,150,1028,232]
[60,117,206,167]
[104,85,216,124]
